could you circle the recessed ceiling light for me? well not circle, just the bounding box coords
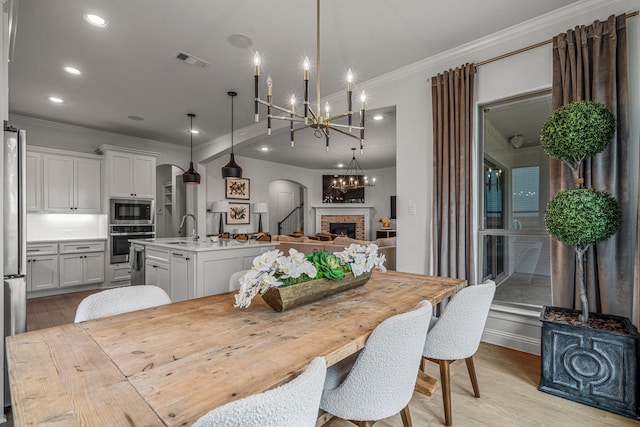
[373,114,384,121]
[260,146,269,152]
[127,115,144,121]
[64,66,81,75]
[48,96,63,103]
[83,13,107,27]
[227,33,253,49]
[190,129,200,135]
[337,163,344,168]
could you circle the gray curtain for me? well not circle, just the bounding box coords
[550,14,633,320]
[431,63,476,282]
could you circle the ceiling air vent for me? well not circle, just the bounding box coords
[174,51,209,69]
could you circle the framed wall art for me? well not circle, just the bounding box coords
[225,178,250,200]
[226,202,250,224]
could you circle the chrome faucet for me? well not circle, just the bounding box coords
[179,214,199,241]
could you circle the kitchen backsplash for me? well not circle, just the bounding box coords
[27,214,108,241]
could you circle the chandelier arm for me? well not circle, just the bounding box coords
[270,114,307,123]
[327,126,362,141]
[307,105,319,121]
[325,111,351,122]
[260,100,306,118]
[328,122,363,131]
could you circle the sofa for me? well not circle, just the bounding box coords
[274,235,397,271]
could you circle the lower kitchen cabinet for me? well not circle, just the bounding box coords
[27,255,58,291]
[145,259,171,297]
[27,240,106,295]
[170,251,195,302]
[26,243,59,292]
[59,252,105,288]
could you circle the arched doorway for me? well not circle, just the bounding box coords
[156,164,187,238]
[268,180,306,235]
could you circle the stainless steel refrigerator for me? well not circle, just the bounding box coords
[3,125,27,409]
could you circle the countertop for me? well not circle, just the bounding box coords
[129,237,278,252]
[27,237,108,244]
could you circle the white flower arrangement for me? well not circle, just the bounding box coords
[234,243,386,308]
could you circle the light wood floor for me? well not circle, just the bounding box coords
[23,291,640,427]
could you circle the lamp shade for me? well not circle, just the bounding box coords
[221,154,243,178]
[212,200,230,213]
[253,202,268,214]
[182,162,201,184]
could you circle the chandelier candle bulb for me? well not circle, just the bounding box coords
[290,95,295,147]
[360,91,366,146]
[254,53,261,122]
[266,75,273,135]
[347,69,353,129]
[303,56,310,124]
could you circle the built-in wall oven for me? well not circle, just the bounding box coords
[110,198,154,224]
[110,224,155,264]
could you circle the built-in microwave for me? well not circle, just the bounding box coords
[110,198,154,224]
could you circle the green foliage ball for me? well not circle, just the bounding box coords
[540,101,616,163]
[545,188,621,247]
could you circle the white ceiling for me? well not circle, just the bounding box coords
[8,0,578,169]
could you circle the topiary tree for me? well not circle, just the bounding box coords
[541,101,621,322]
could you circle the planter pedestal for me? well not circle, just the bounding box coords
[539,306,640,419]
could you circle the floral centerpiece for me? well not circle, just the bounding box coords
[235,243,386,309]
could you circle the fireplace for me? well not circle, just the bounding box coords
[330,222,356,238]
[313,206,373,240]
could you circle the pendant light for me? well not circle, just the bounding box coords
[182,113,201,184]
[221,91,243,178]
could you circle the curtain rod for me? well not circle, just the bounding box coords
[475,10,638,69]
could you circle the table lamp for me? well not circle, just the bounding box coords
[253,202,268,232]
[212,200,230,234]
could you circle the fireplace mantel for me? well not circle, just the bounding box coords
[312,205,374,240]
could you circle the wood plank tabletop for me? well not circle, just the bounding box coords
[7,270,465,427]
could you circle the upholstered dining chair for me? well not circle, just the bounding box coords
[418,281,496,426]
[74,285,171,322]
[320,300,433,427]
[193,357,326,427]
[228,270,248,292]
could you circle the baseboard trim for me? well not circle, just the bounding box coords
[482,327,541,355]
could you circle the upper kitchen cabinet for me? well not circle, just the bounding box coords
[98,145,159,199]
[25,150,42,212]
[43,153,102,213]
[27,147,102,214]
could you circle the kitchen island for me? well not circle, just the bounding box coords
[129,237,278,301]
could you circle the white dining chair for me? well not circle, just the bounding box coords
[192,356,327,427]
[228,270,248,292]
[419,281,496,426]
[74,285,172,322]
[320,300,433,427]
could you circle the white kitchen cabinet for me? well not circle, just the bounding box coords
[43,153,101,213]
[25,151,42,212]
[109,262,132,284]
[170,250,195,302]
[26,243,59,292]
[59,241,106,288]
[197,247,274,297]
[107,151,156,198]
[145,259,171,297]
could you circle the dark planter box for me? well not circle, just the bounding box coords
[539,306,640,419]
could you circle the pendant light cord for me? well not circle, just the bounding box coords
[190,114,194,161]
[230,93,235,154]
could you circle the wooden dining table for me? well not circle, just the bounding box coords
[6,270,465,426]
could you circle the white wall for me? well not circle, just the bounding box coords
[8,114,189,168]
[203,155,396,238]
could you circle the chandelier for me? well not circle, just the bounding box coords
[331,148,375,191]
[253,0,365,152]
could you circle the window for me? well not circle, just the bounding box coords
[478,91,552,307]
